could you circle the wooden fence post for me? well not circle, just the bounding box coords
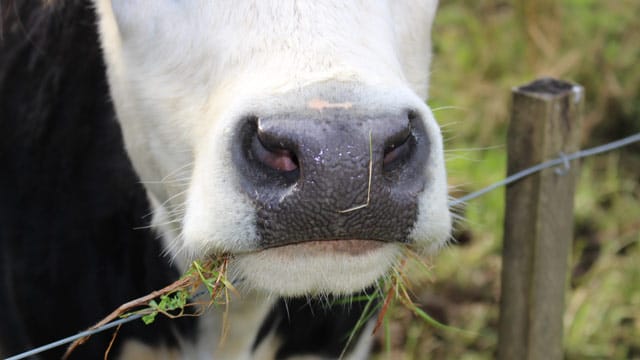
[498,78,583,360]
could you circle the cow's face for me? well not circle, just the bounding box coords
[95,0,450,296]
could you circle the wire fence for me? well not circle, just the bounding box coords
[449,132,640,207]
[5,132,640,360]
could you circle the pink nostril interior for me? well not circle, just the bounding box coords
[383,141,410,167]
[263,149,298,172]
[252,135,299,172]
[383,146,400,166]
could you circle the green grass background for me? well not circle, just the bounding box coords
[373,1,640,358]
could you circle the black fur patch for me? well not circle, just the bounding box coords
[253,295,377,359]
[0,1,196,358]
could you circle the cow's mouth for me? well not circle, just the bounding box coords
[262,239,386,256]
[230,239,400,296]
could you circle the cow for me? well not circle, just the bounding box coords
[0,0,450,359]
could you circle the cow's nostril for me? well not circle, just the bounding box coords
[235,116,301,187]
[252,135,299,172]
[383,134,412,169]
[382,111,417,172]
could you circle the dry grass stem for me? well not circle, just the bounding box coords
[63,257,230,359]
[339,130,373,213]
[103,324,121,360]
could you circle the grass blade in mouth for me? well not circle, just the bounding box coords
[63,256,232,359]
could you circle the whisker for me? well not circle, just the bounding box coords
[159,162,195,183]
[445,154,488,162]
[444,144,504,153]
[134,218,183,230]
[139,178,191,185]
[430,105,466,113]
[438,121,461,130]
[142,189,189,219]
[442,134,464,144]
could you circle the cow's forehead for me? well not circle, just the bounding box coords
[107,1,438,30]
[96,0,438,98]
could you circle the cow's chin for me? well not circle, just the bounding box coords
[228,241,402,297]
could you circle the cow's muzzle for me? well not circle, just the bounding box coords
[233,106,430,250]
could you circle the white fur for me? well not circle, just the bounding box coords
[94,0,448,358]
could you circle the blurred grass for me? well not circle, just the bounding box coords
[373,1,640,359]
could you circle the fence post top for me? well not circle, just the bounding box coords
[513,77,583,103]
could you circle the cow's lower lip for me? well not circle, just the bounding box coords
[263,239,385,256]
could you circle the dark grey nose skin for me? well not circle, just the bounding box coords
[233,108,430,249]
